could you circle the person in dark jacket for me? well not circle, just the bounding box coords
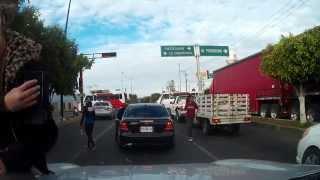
[184,94,198,142]
[0,0,58,176]
[80,101,96,150]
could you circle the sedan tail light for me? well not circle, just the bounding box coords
[119,121,129,132]
[164,120,174,131]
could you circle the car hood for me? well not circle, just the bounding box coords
[39,159,320,180]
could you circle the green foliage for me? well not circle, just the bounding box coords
[127,94,138,104]
[261,26,320,86]
[150,93,161,103]
[139,93,161,103]
[10,6,93,95]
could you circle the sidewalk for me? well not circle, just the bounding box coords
[251,116,312,133]
[54,114,81,127]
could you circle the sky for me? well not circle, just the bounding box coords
[29,0,320,97]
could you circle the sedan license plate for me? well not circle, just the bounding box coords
[140,126,153,133]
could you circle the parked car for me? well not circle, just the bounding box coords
[94,101,114,118]
[296,124,320,165]
[116,103,175,148]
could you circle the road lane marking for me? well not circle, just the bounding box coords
[192,141,218,161]
[176,132,218,161]
[71,123,115,162]
[95,124,115,143]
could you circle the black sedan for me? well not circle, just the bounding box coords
[116,103,175,148]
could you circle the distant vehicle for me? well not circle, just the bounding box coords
[297,124,320,165]
[196,93,251,135]
[169,95,188,122]
[209,52,320,121]
[156,93,175,112]
[84,90,127,110]
[94,101,114,119]
[157,92,198,115]
[116,103,175,148]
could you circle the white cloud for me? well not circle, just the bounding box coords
[29,0,320,96]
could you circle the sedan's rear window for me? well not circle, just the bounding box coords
[125,105,169,118]
[94,102,110,106]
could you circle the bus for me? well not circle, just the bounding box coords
[84,90,127,109]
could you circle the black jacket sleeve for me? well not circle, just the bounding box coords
[0,144,33,172]
[0,95,6,112]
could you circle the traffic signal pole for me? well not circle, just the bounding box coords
[79,52,117,109]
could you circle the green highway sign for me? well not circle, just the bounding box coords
[161,46,195,57]
[199,46,229,56]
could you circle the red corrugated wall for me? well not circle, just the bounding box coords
[210,53,284,113]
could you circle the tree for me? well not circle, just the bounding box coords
[10,6,93,96]
[150,93,161,103]
[261,26,320,123]
[127,94,138,104]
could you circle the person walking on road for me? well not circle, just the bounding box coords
[184,94,198,142]
[80,101,96,151]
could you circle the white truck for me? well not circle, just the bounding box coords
[196,93,251,135]
[169,95,188,122]
[156,93,175,112]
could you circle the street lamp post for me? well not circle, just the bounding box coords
[60,0,72,121]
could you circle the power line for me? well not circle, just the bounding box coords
[235,0,306,48]
[234,0,295,46]
[254,0,309,40]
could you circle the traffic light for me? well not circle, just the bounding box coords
[102,52,117,58]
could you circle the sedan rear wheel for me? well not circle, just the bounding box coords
[303,147,320,165]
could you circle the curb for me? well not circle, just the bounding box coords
[252,119,305,134]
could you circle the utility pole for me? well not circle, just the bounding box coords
[60,0,72,121]
[121,72,124,93]
[129,78,133,95]
[181,70,188,92]
[178,64,181,92]
[195,44,202,92]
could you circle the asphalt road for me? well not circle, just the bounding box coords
[47,118,302,166]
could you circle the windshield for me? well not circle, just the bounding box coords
[124,105,169,118]
[2,0,320,178]
[94,102,110,107]
[178,96,187,103]
[96,96,111,101]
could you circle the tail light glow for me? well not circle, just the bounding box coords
[164,120,174,131]
[212,118,221,124]
[119,121,129,132]
[244,117,251,121]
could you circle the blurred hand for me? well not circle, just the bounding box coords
[0,159,6,176]
[4,80,40,112]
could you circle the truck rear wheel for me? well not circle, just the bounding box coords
[270,104,280,119]
[307,104,320,123]
[202,119,211,135]
[260,104,270,118]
